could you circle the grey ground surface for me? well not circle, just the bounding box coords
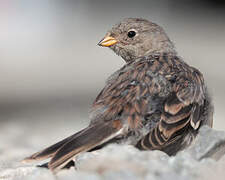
[1,107,225,180]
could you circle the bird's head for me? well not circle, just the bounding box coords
[98,18,176,62]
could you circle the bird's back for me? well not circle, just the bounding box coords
[91,53,213,154]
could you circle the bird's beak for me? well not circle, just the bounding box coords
[98,35,118,47]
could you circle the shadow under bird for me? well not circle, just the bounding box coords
[23,18,213,173]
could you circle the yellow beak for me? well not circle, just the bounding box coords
[98,36,118,47]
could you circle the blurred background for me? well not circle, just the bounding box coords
[0,0,225,155]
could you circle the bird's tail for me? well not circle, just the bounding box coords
[23,121,124,172]
[23,128,87,163]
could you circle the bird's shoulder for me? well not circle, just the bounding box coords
[90,54,175,124]
[93,54,178,106]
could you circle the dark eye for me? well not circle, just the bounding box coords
[127,30,136,38]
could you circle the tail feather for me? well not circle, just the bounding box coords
[48,121,123,172]
[23,128,87,162]
[23,121,124,173]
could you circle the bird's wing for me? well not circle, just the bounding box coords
[164,67,206,129]
[136,56,207,154]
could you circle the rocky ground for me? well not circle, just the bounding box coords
[1,123,225,180]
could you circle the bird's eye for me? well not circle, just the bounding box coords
[127,30,136,38]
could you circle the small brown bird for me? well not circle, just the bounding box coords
[23,18,213,172]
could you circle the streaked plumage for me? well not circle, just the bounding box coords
[23,18,213,173]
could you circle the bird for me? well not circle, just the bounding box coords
[23,18,213,173]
